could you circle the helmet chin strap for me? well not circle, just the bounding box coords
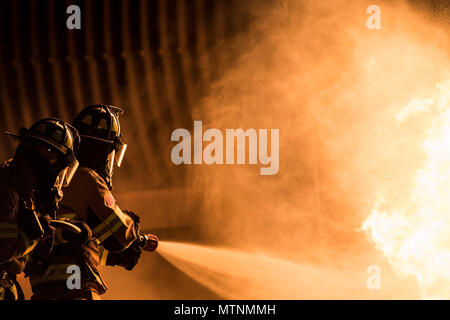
[100,169,113,191]
[102,148,117,190]
[95,163,114,191]
[34,186,63,218]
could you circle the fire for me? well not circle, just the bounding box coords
[362,80,450,299]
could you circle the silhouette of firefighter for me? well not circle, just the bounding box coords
[27,105,158,300]
[0,119,80,300]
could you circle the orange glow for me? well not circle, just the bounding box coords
[363,80,450,299]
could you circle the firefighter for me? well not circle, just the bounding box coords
[0,118,80,300]
[28,105,158,300]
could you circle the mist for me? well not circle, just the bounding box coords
[156,0,448,299]
[51,0,450,299]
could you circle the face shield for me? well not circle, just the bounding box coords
[105,141,127,177]
[54,159,79,191]
[29,138,79,192]
[116,143,127,167]
[106,149,115,178]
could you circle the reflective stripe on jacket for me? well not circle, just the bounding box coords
[29,167,138,296]
[0,158,40,300]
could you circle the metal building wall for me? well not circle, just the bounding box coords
[0,0,446,191]
[0,0,250,190]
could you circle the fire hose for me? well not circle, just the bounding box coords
[49,220,82,234]
[50,220,158,251]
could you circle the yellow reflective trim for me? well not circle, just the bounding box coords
[18,230,39,255]
[114,208,129,225]
[0,233,17,239]
[99,247,109,266]
[9,284,18,300]
[45,264,75,274]
[23,241,38,256]
[57,213,77,220]
[30,263,75,287]
[92,212,118,236]
[30,274,70,286]
[98,219,123,243]
[0,223,17,238]
[96,219,123,243]
[86,263,107,291]
[0,282,18,300]
[0,223,17,230]
[81,114,93,125]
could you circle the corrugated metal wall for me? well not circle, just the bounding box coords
[0,0,251,190]
[0,0,446,191]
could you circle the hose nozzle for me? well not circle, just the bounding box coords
[138,233,158,252]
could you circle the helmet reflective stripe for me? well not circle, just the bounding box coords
[110,112,120,137]
[73,105,123,141]
[5,118,80,190]
[73,105,127,174]
[26,118,76,155]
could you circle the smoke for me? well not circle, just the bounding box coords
[175,0,449,298]
[102,0,448,299]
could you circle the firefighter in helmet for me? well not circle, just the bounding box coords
[0,118,80,300]
[28,105,158,300]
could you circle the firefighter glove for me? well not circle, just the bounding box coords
[61,220,92,244]
[106,240,142,271]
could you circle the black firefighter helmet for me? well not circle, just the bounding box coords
[5,118,80,191]
[72,105,127,187]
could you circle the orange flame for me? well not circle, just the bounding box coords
[363,80,450,299]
